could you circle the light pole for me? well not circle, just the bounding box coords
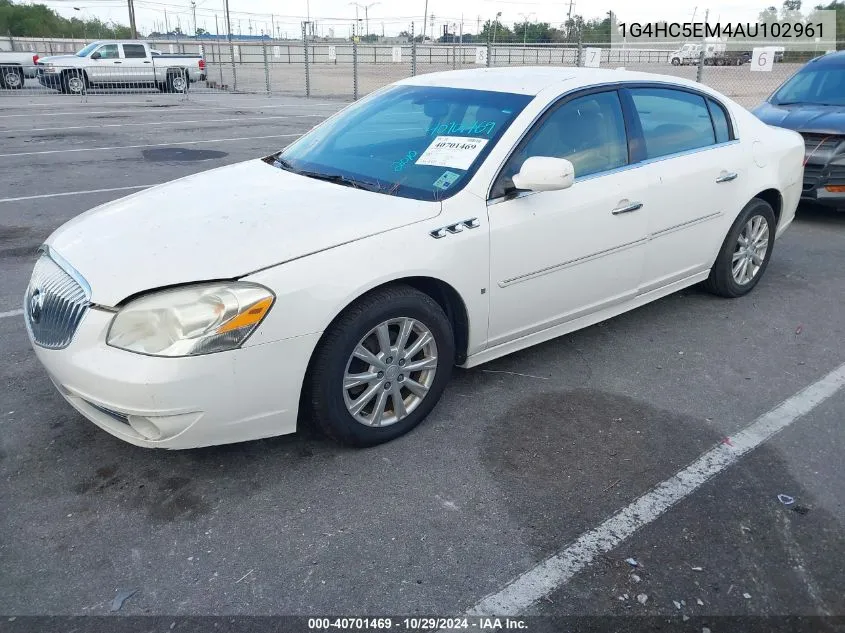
[350,2,380,39]
[518,12,535,47]
[492,11,502,46]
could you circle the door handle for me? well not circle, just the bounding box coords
[716,171,738,183]
[113,61,123,64]
[143,61,152,63]
[611,201,643,215]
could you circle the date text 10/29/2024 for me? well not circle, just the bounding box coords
[308,617,528,630]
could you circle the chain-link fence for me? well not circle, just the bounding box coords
[1,35,828,107]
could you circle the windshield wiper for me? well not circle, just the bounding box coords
[297,171,384,193]
[266,154,384,193]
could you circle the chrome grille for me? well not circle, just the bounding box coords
[24,251,90,349]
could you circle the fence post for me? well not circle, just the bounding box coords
[411,22,417,76]
[486,41,492,67]
[576,35,583,67]
[352,40,359,100]
[452,42,456,69]
[262,37,271,95]
[302,22,311,97]
[696,50,705,83]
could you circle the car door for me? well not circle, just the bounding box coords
[486,89,652,348]
[88,43,120,83]
[119,43,153,84]
[624,86,745,292]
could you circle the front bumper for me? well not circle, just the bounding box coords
[800,182,845,208]
[29,307,320,449]
[36,71,62,88]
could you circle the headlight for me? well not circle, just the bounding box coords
[107,282,274,357]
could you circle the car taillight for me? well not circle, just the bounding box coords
[33,54,39,64]
[199,59,206,70]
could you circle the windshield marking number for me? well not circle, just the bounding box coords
[416,136,489,170]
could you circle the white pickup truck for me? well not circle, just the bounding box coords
[36,40,206,94]
[0,51,40,89]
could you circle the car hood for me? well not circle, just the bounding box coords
[37,55,79,65]
[752,101,845,135]
[46,159,440,306]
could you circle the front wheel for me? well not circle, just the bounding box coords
[671,57,681,66]
[308,285,455,447]
[61,70,86,94]
[705,198,776,298]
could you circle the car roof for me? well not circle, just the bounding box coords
[807,50,845,67]
[397,66,717,96]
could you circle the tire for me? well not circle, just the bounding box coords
[704,198,777,298]
[0,66,24,89]
[60,70,86,95]
[671,57,680,66]
[165,71,188,93]
[307,284,455,447]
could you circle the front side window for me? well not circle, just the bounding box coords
[630,88,716,159]
[122,44,147,59]
[492,90,628,197]
[276,85,532,201]
[96,44,120,59]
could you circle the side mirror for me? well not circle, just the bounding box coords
[91,52,101,60]
[512,156,575,192]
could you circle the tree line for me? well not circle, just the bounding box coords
[0,0,135,39]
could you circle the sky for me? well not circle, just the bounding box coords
[34,0,770,39]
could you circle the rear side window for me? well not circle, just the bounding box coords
[122,44,147,59]
[630,88,716,159]
[707,98,732,143]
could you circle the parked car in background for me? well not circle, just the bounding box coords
[24,67,803,450]
[36,40,205,94]
[0,50,40,89]
[704,50,752,66]
[753,51,845,209]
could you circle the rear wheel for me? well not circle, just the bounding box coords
[671,57,681,66]
[705,198,776,298]
[165,71,188,93]
[308,285,455,447]
[0,66,24,89]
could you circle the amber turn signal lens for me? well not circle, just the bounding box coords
[824,185,845,192]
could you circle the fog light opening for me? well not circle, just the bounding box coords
[824,185,845,193]
[128,415,162,440]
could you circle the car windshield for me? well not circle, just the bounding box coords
[76,42,101,57]
[771,66,845,105]
[274,85,533,201]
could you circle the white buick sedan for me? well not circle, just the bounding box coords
[25,67,804,449]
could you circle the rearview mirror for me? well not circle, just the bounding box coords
[512,157,575,192]
[91,52,101,60]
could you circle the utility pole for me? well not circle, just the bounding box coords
[127,0,137,37]
[191,0,197,36]
[164,7,170,34]
[271,14,276,41]
[492,11,501,45]
[566,0,575,39]
[519,12,535,47]
[422,0,429,40]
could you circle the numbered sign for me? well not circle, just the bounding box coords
[328,45,337,61]
[583,47,601,68]
[750,47,775,72]
[392,46,402,63]
[233,45,240,61]
[273,45,281,58]
[475,46,488,65]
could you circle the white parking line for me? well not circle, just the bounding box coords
[3,114,322,134]
[467,361,845,616]
[0,103,341,119]
[0,309,24,319]
[0,133,300,158]
[0,185,155,204]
